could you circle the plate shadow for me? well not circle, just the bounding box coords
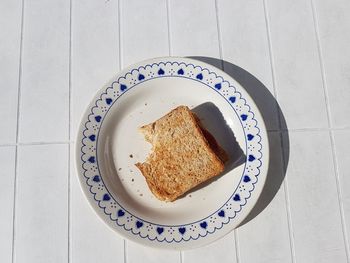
[189,56,290,226]
[192,102,246,174]
[176,102,246,200]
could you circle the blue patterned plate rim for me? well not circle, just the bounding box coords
[75,57,269,249]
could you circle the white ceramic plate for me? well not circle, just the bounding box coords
[76,57,269,250]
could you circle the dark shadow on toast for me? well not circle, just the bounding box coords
[176,102,246,200]
[189,56,290,227]
[192,102,246,173]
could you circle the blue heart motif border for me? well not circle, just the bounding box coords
[79,61,263,243]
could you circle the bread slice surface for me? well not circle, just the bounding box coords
[135,106,226,202]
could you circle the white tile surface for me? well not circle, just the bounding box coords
[169,0,220,57]
[184,232,237,263]
[127,242,180,263]
[121,0,169,67]
[217,0,279,131]
[19,0,69,143]
[265,0,328,130]
[312,0,350,128]
[237,132,292,263]
[0,0,21,143]
[71,0,119,139]
[0,146,16,263]
[333,130,350,256]
[70,3,124,260]
[14,145,68,263]
[1,0,350,262]
[285,131,347,263]
[71,145,124,263]
[218,0,273,92]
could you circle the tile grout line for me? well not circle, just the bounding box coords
[214,3,240,262]
[0,143,16,147]
[123,239,127,263]
[262,0,296,262]
[234,231,240,263]
[280,132,297,263]
[118,0,123,71]
[67,139,71,263]
[11,0,25,261]
[282,178,296,262]
[0,141,71,147]
[327,130,350,259]
[327,131,350,261]
[267,127,350,133]
[214,0,224,70]
[68,0,73,261]
[166,0,172,56]
[310,0,350,261]
[12,147,19,263]
[309,0,331,129]
[261,0,281,130]
[1,124,350,148]
[118,1,127,262]
[14,0,25,146]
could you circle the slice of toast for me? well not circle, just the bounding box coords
[135,106,228,202]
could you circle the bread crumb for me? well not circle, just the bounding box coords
[189,194,192,198]
[145,103,147,106]
[131,178,134,182]
[129,154,133,158]
[139,193,143,197]
[118,168,122,171]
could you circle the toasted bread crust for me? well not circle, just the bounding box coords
[135,106,227,202]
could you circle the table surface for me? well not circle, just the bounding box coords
[1,0,350,262]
